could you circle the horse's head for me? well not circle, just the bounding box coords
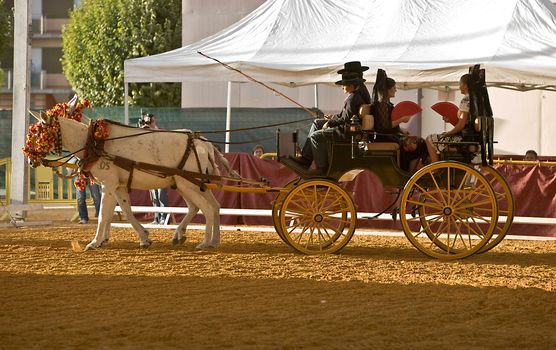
[23,96,92,167]
[23,110,62,168]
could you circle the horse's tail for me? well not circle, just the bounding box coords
[212,145,240,179]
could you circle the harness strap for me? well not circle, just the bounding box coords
[127,163,135,192]
[112,155,219,191]
[113,156,136,192]
[191,135,204,176]
[177,134,195,170]
[77,121,102,173]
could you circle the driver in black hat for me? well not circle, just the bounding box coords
[337,61,371,104]
[291,72,365,175]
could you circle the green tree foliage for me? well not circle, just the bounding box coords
[62,0,181,106]
[0,0,13,86]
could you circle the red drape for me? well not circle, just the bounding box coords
[130,153,556,237]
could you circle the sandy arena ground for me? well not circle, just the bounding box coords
[1,209,556,349]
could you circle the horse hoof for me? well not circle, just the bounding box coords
[84,243,96,251]
[172,237,186,246]
[195,243,213,250]
[140,241,152,249]
[100,239,109,247]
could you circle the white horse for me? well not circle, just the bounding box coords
[27,109,234,251]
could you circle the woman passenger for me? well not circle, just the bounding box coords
[371,69,427,172]
[425,74,471,163]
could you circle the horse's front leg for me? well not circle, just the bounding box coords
[113,187,152,248]
[85,190,117,251]
[172,200,199,246]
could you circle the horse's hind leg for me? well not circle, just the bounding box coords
[175,182,219,249]
[203,191,220,247]
[113,187,152,248]
[172,200,199,246]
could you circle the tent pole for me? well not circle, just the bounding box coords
[314,84,319,108]
[124,82,129,125]
[225,81,232,153]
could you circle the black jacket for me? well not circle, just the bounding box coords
[327,90,365,134]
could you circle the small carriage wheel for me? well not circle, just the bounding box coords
[400,161,497,260]
[272,178,302,245]
[476,165,515,253]
[279,179,356,254]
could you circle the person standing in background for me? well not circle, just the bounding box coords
[76,179,101,224]
[524,150,538,161]
[252,144,265,158]
[140,113,169,225]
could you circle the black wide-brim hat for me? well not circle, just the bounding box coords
[337,61,369,74]
[335,72,366,86]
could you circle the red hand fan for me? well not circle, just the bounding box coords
[431,101,459,126]
[391,101,422,121]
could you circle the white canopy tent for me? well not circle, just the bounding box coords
[125,0,556,89]
[123,0,556,150]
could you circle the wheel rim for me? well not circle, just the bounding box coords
[272,178,301,245]
[400,161,498,260]
[476,165,515,253]
[279,180,356,254]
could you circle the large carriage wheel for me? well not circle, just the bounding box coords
[272,178,302,245]
[476,165,514,253]
[399,161,498,260]
[278,179,356,254]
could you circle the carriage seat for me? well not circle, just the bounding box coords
[358,104,400,163]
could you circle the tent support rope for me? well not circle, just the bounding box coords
[198,51,318,118]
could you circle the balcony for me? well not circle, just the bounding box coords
[2,69,71,91]
[32,17,69,37]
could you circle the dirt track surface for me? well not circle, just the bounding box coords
[1,215,556,349]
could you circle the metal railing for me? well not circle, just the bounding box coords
[0,157,11,203]
[0,157,76,204]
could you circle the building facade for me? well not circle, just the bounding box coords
[1,0,77,110]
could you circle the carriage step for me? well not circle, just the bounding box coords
[279,157,330,179]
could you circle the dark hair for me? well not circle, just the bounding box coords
[525,149,538,157]
[372,69,396,103]
[460,74,471,85]
[385,77,396,90]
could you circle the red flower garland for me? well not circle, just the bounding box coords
[74,173,89,191]
[21,99,110,191]
[94,119,110,140]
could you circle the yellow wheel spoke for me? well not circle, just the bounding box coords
[454,221,471,250]
[414,214,444,231]
[304,227,315,249]
[457,199,494,210]
[427,220,449,250]
[318,223,335,240]
[417,176,447,207]
[320,195,345,214]
[428,168,443,196]
[453,214,485,239]
[321,214,351,225]
[407,199,443,211]
[453,184,489,207]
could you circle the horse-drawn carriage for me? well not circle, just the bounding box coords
[24,65,513,260]
[274,64,514,260]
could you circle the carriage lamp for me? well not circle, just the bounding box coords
[349,115,361,133]
[350,115,362,159]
